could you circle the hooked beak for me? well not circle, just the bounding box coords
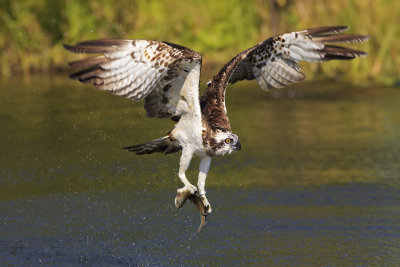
[234,141,241,151]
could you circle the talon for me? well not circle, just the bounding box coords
[204,205,210,215]
[188,185,198,195]
[200,195,212,215]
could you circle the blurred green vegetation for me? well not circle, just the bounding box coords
[0,0,398,85]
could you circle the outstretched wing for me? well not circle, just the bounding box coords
[229,26,369,90]
[64,39,202,121]
[201,26,368,131]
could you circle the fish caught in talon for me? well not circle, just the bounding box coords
[174,191,212,233]
[188,194,212,234]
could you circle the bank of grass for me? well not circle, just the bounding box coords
[0,0,398,85]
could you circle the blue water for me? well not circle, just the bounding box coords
[1,77,400,265]
[1,185,399,265]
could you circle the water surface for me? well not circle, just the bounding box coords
[0,76,399,265]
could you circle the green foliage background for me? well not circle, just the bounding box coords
[0,0,398,85]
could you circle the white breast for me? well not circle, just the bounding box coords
[171,63,205,154]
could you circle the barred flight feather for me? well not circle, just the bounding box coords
[64,39,202,120]
[228,26,369,90]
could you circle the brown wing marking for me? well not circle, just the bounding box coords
[65,39,202,121]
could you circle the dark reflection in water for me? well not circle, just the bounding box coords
[0,76,400,265]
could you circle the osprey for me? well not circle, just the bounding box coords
[64,26,368,217]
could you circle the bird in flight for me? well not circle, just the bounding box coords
[64,26,368,224]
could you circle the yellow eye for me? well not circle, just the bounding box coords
[225,138,231,144]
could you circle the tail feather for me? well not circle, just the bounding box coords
[123,136,181,155]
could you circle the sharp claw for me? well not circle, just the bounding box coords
[199,195,212,215]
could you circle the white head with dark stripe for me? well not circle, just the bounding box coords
[212,131,241,156]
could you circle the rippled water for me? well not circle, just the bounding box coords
[1,76,400,265]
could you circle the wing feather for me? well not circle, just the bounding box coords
[229,26,369,90]
[65,39,202,120]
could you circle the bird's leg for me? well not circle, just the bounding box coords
[177,148,197,193]
[197,156,212,215]
[197,156,211,195]
[175,148,197,208]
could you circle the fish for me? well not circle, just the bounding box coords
[175,189,212,234]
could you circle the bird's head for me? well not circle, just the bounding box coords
[213,131,241,156]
